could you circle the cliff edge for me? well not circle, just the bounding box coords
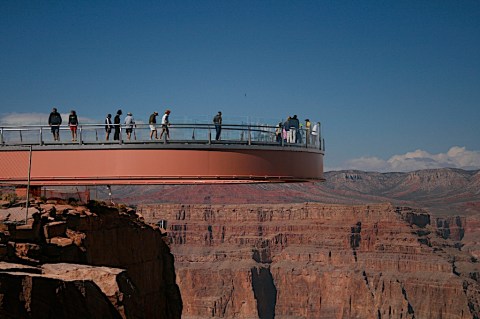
[0,200,182,319]
[140,202,480,319]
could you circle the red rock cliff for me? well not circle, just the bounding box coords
[0,201,182,318]
[139,202,480,319]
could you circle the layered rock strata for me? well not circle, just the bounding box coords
[0,200,182,318]
[139,203,480,319]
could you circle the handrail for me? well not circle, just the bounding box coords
[0,122,324,151]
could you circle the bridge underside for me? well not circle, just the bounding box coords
[0,145,324,185]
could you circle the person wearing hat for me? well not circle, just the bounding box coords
[160,109,171,141]
[149,111,159,140]
[113,109,122,140]
[124,112,135,141]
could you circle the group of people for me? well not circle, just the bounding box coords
[104,109,171,141]
[48,107,172,142]
[48,108,315,145]
[48,108,78,141]
[275,115,318,145]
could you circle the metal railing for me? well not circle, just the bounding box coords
[0,123,324,151]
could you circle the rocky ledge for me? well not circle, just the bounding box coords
[0,200,182,319]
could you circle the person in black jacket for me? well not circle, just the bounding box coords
[48,107,62,141]
[113,109,122,140]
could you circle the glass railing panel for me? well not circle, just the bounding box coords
[0,121,323,150]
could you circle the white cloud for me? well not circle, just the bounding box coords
[0,112,98,125]
[332,146,480,172]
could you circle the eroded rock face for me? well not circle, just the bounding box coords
[0,262,135,319]
[140,202,480,319]
[0,201,182,319]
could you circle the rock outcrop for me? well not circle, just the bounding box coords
[0,200,182,318]
[0,262,137,318]
[140,202,480,319]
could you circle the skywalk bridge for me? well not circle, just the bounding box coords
[0,122,324,185]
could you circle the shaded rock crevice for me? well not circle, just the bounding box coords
[251,266,277,319]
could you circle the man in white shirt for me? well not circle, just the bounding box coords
[160,109,171,140]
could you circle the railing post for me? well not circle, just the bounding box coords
[305,128,308,148]
[0,128,3,145]
[78,126,83,144]
[248,125,251,145]
[39,127,43,145]
[20,130,23,143]
[208,127,211,144]
[318,122,322,150]
[24,145,32,224]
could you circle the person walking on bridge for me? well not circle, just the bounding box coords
[213,111,222,140]
[159,109,171,141]
[48,107,62,141]
[113,109,122,140]
[149,111,159,140]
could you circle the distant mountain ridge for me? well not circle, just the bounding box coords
[323,168,480,215]
[105,168,480,217]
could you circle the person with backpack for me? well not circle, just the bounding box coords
[48,107,62,141]
[68,110,79,142]
[149,111,159,140]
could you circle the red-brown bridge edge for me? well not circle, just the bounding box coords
[0,144,324,185]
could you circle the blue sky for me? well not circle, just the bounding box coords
[1,1,479,171]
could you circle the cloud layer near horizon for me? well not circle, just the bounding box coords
[0,112,97,125]
[331,147,480,172]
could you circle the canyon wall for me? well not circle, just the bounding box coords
[0,200,182,318]
[140,202,480,319]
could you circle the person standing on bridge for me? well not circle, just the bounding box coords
[124,112,135,141]
[114,109,122,140]
[159,109,171,141]
[48,107,62,141]
[105,113,113,140]
[289,115,300,144]
[149,111,159,140]
[68,110,78,142]
[213,111,222,140]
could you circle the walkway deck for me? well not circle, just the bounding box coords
[0,123,324,185]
